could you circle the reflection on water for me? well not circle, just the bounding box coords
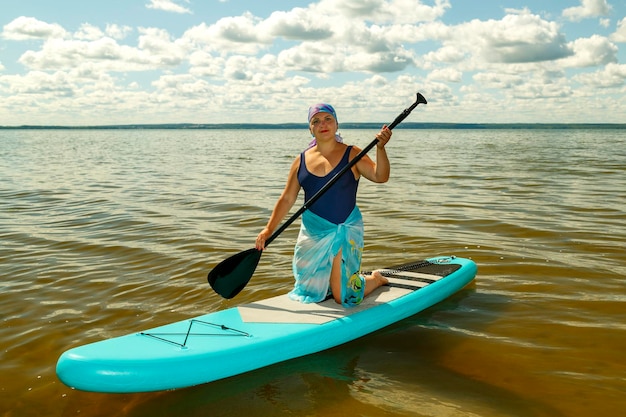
[1,128,625,417]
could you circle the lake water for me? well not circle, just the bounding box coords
[1,128,624,417]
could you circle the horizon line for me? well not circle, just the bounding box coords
[1,122,625,130]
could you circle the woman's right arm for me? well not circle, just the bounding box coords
[255,156,301,250]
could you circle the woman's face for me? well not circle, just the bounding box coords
[309,112,338,139]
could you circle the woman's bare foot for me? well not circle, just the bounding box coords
[363,270,389,297]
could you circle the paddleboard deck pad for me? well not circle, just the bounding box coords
[56,255,477,393]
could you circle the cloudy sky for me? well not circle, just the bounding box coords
[1,0,625,126]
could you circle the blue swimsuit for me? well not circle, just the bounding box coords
[297,146,358,224]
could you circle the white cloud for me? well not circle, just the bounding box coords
[262,8,334,41]
[146,0,192,14]
[313,0,450,24]
[423,45,467,67]
[183,13,271,55]
[277,42,347,73]
[559,35,618,68]
[612,17,626,43]
[151,73,213,99]
[445,10,572,64]
[105,24,133,40]
[574,63,626,88]
[3,70,76,96]
[188,51,226,77]
[2,16,67,40]
[137,27,188,65]
[349,47,415,72]
[273,39,414,74]
[473,69,575,103]
[562,0,611,22]
[427,67,462,83]
[74,23,104,41]
[16,29,188,74]
[473,71,525,90]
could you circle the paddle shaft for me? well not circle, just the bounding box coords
[264,93,426,247]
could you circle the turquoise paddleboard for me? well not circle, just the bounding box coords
[56,255,477,393]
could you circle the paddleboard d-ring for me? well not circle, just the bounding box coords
[436,256,456,263]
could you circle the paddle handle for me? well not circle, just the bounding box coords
[264,93,427,247]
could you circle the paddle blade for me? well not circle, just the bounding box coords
[208,248,262,299]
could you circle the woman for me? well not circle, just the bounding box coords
[255,103,390,307]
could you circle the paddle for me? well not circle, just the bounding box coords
[208,93,428,299]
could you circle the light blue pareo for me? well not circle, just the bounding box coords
[289,206,366,307]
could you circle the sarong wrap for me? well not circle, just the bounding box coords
[288,206,365,307]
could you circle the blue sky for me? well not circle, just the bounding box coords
[1,0,625,125]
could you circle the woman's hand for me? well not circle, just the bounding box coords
[376,125,392,148]
[256,228,272,250]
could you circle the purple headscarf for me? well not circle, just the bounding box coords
[307,103,343,149]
